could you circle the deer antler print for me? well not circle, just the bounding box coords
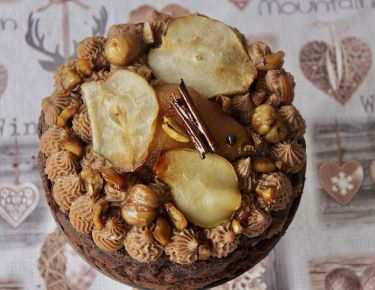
[25,12,66,71]
[92,7,108,35]
[26,3,107,72]
[38,0,88,12]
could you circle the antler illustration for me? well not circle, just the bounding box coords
[25,12,66,71]
[92,7,108,35]
[37,0,88,12]
[26,5,108,72]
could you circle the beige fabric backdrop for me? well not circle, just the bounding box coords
[0,0,375,289]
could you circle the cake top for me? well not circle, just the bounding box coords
[40,11,306,265]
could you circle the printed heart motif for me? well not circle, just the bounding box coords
[0,64,8,99]
[0,183,39,228]
[229,0,251,10]
[38,229,96,290]
[300,37,372,105]
[361,264,375,290]
[370,161,375,185]
[318,161,364,205]
[247,33,279,50]
[212,259,267,290]
[129,4,189,24]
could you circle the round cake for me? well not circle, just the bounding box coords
[38,11,307,290]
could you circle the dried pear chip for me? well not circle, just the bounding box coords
[149,15,256,98]
[82,70,159,172]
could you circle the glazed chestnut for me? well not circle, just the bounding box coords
[121,184,159,226]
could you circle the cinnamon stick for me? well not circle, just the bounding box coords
[170,80,219,159]
[178,80,219,152]
[171,95,208,158]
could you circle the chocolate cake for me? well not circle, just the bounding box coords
[38,11,306,290]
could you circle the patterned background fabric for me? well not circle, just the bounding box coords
[0,1,375,289]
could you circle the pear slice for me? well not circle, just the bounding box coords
[82,70,159,172]
[148,15,256,98]
[155,149,241,228]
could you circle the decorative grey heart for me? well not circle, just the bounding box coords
[0,183,40,228]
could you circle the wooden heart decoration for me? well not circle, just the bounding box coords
[0,64,8,99]
[129,4,189,24]
[300,37,372,105]
[0,183,40,228]
[318,161,364,205]
[229,0,251,10]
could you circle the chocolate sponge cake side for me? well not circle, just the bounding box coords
[38,113,305,290]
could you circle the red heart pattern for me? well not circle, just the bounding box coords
[300,37,372,105]
[318,160,364,206]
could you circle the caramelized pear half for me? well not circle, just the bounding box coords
[155,149,242,228]
[82,70,159,172]
[149,15,256,98]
